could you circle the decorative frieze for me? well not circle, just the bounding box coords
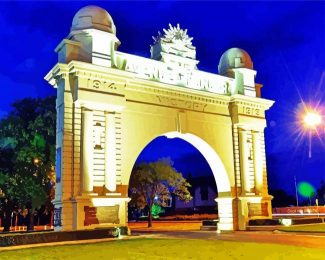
[156,95,208,112]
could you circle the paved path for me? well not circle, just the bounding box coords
[128,221,201,231]
[2,226,325,251]
[132,230,325,249]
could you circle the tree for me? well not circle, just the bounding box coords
[269,189,296,207]
[0,96,56,229]
[317,180,325,205]
[151,204,165,218]
[129,158,192,227]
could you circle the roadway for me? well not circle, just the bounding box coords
[130,221,325,249]
[132,230,325,249]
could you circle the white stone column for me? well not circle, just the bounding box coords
[238,128,250,195]
[81,108,94,193]
[252,131,263,195]
[215,197,234,231]
[105,112,117,192]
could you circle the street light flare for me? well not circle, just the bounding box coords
[295,102,324,158]
[303,112,322,128]
[33,158,40,164]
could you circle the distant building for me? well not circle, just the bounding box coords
[165,176,218,214]
[0,137,15,149]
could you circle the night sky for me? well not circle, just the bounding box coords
[0,1,324,198]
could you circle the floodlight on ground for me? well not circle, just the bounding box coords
[280,218,292,227]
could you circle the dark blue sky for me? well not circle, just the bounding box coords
[0,1,324,197]
[136,137,213,178]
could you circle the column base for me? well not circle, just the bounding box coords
[215,197,234,231]
[237,195,273,230]
[105,193,121,196]
[73,195,131,230]
[52,199,74,231]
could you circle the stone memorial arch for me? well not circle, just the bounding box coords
[46,5,274,231]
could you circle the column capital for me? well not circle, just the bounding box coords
[81,107,93,113]
[251,125,265,132]
[238,128,248,135]
[104,111,116,115]
[237,125,250,132]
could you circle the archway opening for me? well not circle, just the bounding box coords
[128,132,231,227]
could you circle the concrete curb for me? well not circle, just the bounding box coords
[0,235,138,252]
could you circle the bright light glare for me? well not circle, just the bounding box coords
[280,218,292,227]
[297,181,315,198]
[303,112,322,128]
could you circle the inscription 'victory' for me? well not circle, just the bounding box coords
[156,95,207,112]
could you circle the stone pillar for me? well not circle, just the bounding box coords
[81,108,94,193]
[105,112,117,192]
[252,131,263,195]
[215,197,234,231]
[238,128,250,195]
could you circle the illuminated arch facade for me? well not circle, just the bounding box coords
[46,5,274,231]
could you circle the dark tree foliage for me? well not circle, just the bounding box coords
[269,189,296,207]
[129,158,192,227]
[0,96,56,212]
[316,180,325,205]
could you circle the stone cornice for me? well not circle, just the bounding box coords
[55,39,81,53]
[230,94,274,110]
[67,61,134,81]
[44,63,70,87]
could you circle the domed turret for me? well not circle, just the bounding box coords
[218,48,257,97]
[71,5,116,34]
[58,5,121,67]
[218,48,253,76]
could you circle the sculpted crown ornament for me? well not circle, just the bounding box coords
[153,24,194,47]
[150,23,197,66]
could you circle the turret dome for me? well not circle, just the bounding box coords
[71,5,116,34]
[218,48,253,75]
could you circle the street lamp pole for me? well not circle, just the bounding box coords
[308,130,312,158]
[294,175,299,207]
[303,111,322,158]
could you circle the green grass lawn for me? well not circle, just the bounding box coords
[280,223,325,232]
[1,238,325,260]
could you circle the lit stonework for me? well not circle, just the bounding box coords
[46,5,274,231]
[81,108,94,194]
[105,112,117,192]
